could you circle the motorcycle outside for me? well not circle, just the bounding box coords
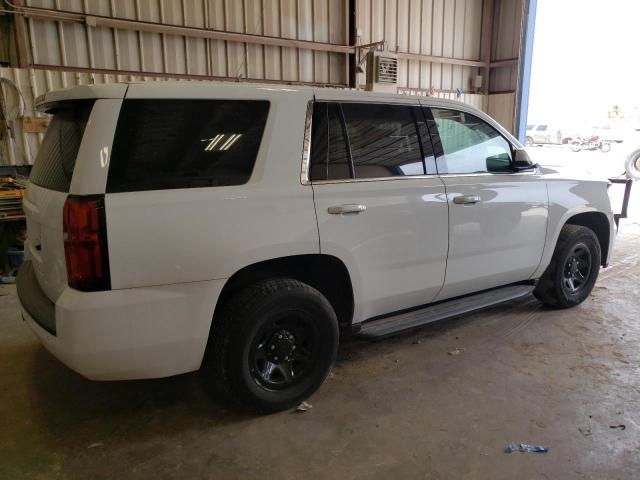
[570,135,611,153]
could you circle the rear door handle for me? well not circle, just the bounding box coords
[328,204,367,215]
[453,195,481,205]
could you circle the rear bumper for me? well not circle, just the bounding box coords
[18,263,226,380]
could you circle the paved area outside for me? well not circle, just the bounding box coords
[1,144,638,479]
[525,138,639,185]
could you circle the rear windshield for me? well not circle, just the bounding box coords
[29,101,94,193]
[107,99,270,193]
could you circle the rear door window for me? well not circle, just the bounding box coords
[107,99,270,193]
[309,102,430,181]
[342,103,426,178]
[29,100,94,193]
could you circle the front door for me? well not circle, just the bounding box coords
[308,97,449,323]
[426,107,548,301]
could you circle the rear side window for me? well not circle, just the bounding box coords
[342,103,425,178]
[30,101,94,193]
[107,99,269,192]
[431,108,513,174]
[309,102,430,181]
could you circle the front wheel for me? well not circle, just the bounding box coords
[525,136,534,147]
[571,141,582,152]
[207,278,339,413]
[600,142,611,153]
[534,224,601,309]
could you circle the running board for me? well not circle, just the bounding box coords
[357,285,534,339]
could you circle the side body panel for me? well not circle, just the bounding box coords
[532,173,615,278]
[105,85,319,289]
[418,98,549,301]
[436,173,548,300]
[313,179,449,323]
[310,90,449,324]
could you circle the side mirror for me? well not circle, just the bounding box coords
[512,149,537,171]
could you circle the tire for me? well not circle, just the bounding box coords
[534,225,601,309]
[571,141,581,153]
[599,142,611,153]
[625,148,640,180]
[208,278,339,413]
[525,136,534,147]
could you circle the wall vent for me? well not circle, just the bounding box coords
[376,56,398,84]
[365,50,398,92]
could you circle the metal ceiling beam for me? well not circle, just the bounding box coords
[396,51,485,68]
[7,4,517,74]
[9,0,28,68]
[479,0,495,94]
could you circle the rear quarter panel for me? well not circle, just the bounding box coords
[105,86,319,288]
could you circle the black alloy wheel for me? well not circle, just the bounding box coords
[249,314,319,391]
[561,243,592,294]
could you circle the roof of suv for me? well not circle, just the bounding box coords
[37,80,473,111]
[36,80,520,147]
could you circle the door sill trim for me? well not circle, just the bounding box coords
[356,283,534,339]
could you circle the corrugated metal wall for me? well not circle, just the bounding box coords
[0,66,173,166]
[0,0,526,165]
[356,0,483,92]
[24,0,349,85]
[490,0,522,93]
[486,0,523,132]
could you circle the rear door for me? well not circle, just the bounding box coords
[425,107,548,300]
[309,96,449,323]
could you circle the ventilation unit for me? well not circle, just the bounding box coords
[365,49,398,93]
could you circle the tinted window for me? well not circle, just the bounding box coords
[107,99,269,192]
[431,108,513,174]
[309,103,352,181]
[30,101,94,192]
[341,103,425,178]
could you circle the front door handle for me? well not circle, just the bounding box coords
[453,195,481,205]
[328,204,367,215]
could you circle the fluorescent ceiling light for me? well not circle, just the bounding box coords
[220,133,242,151]
[204,134,224,151]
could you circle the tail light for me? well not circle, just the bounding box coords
[63,195,111,291]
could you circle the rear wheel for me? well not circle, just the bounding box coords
[571,141,582,152]
[534,225,601,308]
[208,278,338,413]
[525,136,534,147]
[599,142,611,153]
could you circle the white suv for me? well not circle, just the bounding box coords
[17,82,615,412]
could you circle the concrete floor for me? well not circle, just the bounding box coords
[1,225,639,479]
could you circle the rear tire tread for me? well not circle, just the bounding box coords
[208,278,336,412]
